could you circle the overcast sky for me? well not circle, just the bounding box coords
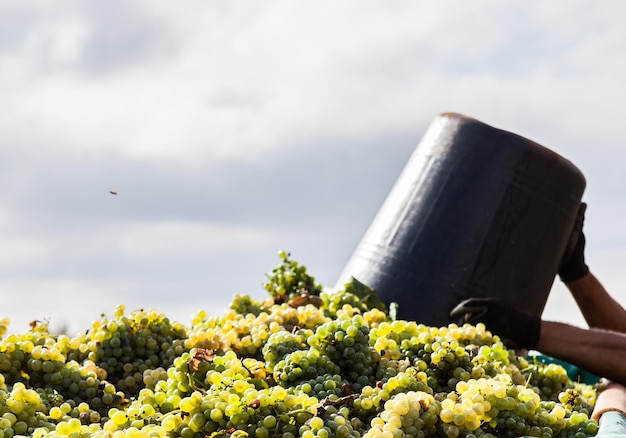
[2,1,626,335]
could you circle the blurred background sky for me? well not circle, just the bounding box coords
[2,1,626,335]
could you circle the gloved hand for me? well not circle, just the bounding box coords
[558,203,589,283]
[449,297,541,350]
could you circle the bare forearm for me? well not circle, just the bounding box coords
[566,272,626,333]
[537,321,626,385]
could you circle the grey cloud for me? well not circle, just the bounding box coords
[0,2,181,76]
[77,3,181,76]
[0,4,35,53]
[2,125,416,233]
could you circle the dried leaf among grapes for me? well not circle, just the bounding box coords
[188,347,215,371]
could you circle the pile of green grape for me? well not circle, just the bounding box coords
[0,251,602,437]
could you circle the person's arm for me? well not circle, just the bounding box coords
[537,321,626,386]
[555,203,626,331]
[565,272,626,333]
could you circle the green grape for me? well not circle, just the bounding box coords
[230,293,273,316]
[263,328,313,372]
[321,277,387,318]
[0,253,603,437]
[263,251,323,302]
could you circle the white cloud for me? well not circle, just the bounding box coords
[79,220,277,259]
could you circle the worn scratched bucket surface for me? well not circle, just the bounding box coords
[335,113,586,326]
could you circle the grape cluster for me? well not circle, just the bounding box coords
[523,361,576,402]
[186,300,329,361]
[370,320,501,393]
[229,293,274,317]
[316,314,376,390]
[263,328,314,373]
[273,347,342,388]
[65,305,188,399]
[362,390,440,438]
[263,251,322,302]
[291,374,346,401]
[352,368,432,423]
[0,252,604,437]
[321,277,387,319]
[0,325,127,423]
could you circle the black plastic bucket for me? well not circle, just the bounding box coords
[335,113,586,326]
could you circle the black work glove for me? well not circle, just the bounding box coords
[558,203,589,283]
[449,297,541,350]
